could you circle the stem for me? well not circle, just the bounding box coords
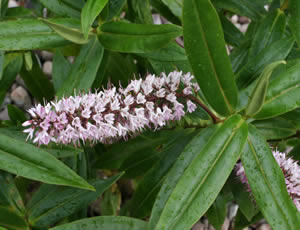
[187,95,220,123]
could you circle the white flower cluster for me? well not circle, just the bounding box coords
[22,71,200,145]
[236,150,300,211]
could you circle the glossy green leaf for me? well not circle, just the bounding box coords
[106,0,126,20]
[0,18,81,51]
[98,21,182,53]
[150,0,181,25]
[40,18,89,44]
[81,0,108,39]
[20,55,55,102]
[52,49,71,92]
[162,0,182,18]
[248,9,286,62]
[7,105,27,124]
[254,62,300,119]
[0,54,22,105]
[56,37,104,98]
[28,173,122,228]
[253,118,297,140]
[129,129,195,218]
[245,61,286,117]
[39,0,82,18]
[152,115,248,230]
[289,0,300,47]
[50,216,147,230]
[0,132,94,191]
[183,0,238,116]
[205,193,227,230]
[212,0,266,20]
[236,37,294,88]
[241,125,300,230]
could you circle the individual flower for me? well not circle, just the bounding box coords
[22,71,200,145]
[236,150,300,211]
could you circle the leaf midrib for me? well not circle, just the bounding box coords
[264,84,299,104]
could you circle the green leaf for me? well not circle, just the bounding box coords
[0,51,4,80]
[253,117,297,140]
[205,193,227,230]
[241,125,300,230]
[0,0,8,19]
[150,0,181,25]
[28,173,122,228]
[81,0,109,39]
[0,132,94,191]
[23,52,32,71]
[129,129,195,218]
[254,62,300,119]
[56,37,104,98]
[7,104,27,124]
[128,0,153,24]
[100,186,121,216]
[0,18,81,51]
[183,0,238,116]
[39,0,82,18]
[0,54,22,105]
[52,49,71,92]
[106,0,126,20]
[20,55,55,102]
[152,115,248,230]
[0,206,29,230]
[162,0,182,18]
[50,216,147,230]
[245,61,286,117]
[289,0,300,47]
[212,0,266,20]
[236,37,294,88]
[40,18,89,44]
[97,21,182,53]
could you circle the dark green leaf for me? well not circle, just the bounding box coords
[28,173,122,228]
[0,18,81,51]
[128,0,153,24]
[7,105,27,124]
[100,186,121,216]
[129,129,195,218]
[0,54,22,105]
[0,51,4,80]
[241,125,300,230]
[81,0,109,39]
[254,62,300,119]
[56,37,104,98]
[98,21,182,53]
[20,54,55,102]
[0,0,8,19]
[289,0,300,47]
[162,0,182,18]
[245,61,286,117]
[0,132,94,191]
[23,52,32,71]
[150,0,181,25]
[183,0,238,116]
[0,206,29,230]
[52,49,71,92]
[39,0,82,18]
[4,6,35,18]
[253,118,297,140]
[106,0,126,20]
[205,193,227,230]
[152,115,248,230]
[50,216,147,230]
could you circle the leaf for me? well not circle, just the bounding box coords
[205,193,227,230]
[0,132,94,191]
[106,0,126,20]
[0,206,29,230]
[50,216,147,230]
[245,61,286,117]
[28,173,123,228]
[56,37,104,98]
[0,51,4,80]
[128,129,195,218]
[150,0,181,25]
[0,18,81,51]
[253,118,297,140]
[81,0,109,39]
[100,186,121,216]
[0,54,22,105]
[236,37,294,88]
[97,21,182,53]
[39,0,82,18]
[289,0,300,47]
[128,0,153,24]
[0,0,9,19]
[20,54,55,102]
[40,18,89,44]
[23,52,32,71]
[162,0,182,18]
[241,125,300,230]
[183,0,238,116]
[7,104,27,124]
[152,115,248,230]
[52,49,71,92]
[254,62,300,119]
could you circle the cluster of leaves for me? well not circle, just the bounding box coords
[0,0,299,230]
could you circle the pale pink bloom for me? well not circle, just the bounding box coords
[187,100,197,113]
